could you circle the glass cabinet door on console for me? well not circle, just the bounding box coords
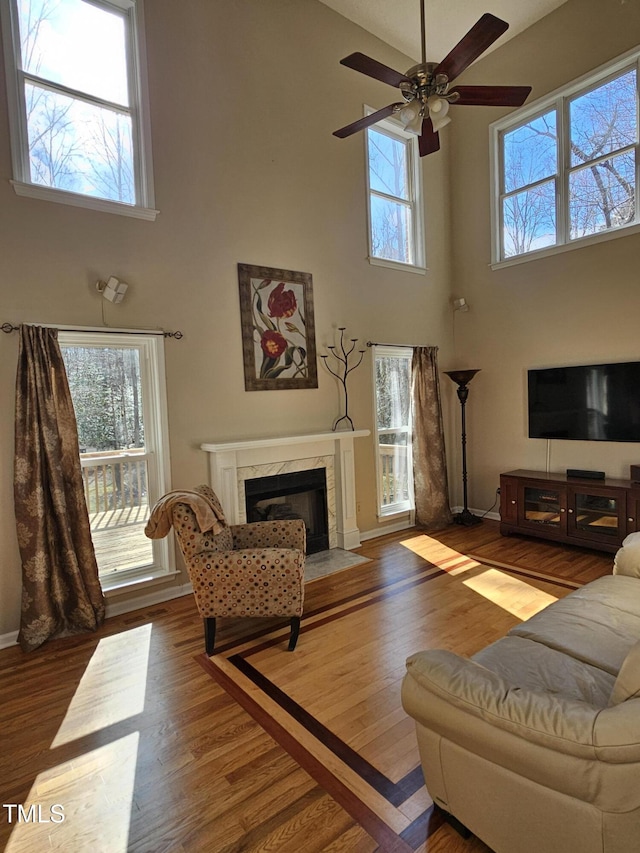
[522,486,563,530]
[567,486,626,545]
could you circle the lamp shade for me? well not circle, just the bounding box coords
[427,96,451,132]
[399,99,424,135]
[444,369,480,387]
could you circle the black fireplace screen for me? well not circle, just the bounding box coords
[244,468,328,554]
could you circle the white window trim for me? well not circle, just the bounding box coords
[490,45,640,269]
[364,106,426,274]
[58,329,173,590]
[0,0,158,220]
[372,344,415,519]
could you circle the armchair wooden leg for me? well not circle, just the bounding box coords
[288,616,301,651]
[204,617,216,655]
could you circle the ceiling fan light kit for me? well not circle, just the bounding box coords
[398,99,423,134]
[333,5,532,156]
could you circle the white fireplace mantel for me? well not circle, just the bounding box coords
[201,430,370,551]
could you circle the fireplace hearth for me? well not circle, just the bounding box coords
[245,468,328,554]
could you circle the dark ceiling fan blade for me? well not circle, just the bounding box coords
[340,52,410,88]
[449,85,532,107]
[333,103,402,139]
[418,117,440,157]
[434,14,509,84]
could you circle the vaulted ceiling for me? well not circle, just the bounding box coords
[318,1,568,65]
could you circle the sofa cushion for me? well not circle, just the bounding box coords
[473,636,615,707]
[609,640,640,706]
[508,575,640,675]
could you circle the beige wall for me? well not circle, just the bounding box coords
[448,0,640,513]
[0,0,453,637]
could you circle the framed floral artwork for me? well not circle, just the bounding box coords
[237,263,318,391]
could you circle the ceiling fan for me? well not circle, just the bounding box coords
[333,5,532,156]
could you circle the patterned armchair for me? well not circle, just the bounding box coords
[147,485,305,654]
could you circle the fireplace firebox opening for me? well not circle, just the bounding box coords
[245,468,329,554]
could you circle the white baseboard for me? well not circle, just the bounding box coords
[0,583,195,652]
[0,630,18,650]
[451,506,501,522]
[105,581,193,618]
[360,518,414,541]
[360,507,501,544]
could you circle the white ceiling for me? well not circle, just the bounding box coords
[318,0,568,66]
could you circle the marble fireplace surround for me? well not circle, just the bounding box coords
[201,431,370,551]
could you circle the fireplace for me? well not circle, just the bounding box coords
[201,430,370,551]
[245,468,328,554]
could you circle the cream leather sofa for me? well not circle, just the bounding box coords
[401,542,640,853]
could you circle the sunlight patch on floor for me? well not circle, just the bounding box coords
[463,569,558,620]
[5,733,139,853]
[51,624,151,748]
[400,533,482,574]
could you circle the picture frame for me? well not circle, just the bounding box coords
[238,263,318,391]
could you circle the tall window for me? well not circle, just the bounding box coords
[59,331,173,588]
[492,52,639,264]
[0,0,156,219]
[366,115,425,272]
[372,346,414,517]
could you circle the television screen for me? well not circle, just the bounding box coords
[528,362,640,442]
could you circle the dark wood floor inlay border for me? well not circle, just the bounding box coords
[198,653,416,853]
[230,654,424,807]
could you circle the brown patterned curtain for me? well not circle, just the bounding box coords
[411,346,453,529]
[14,325,105,652]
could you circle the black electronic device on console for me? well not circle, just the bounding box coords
[566,468,606,480]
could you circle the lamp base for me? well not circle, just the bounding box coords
[453,508,482,527]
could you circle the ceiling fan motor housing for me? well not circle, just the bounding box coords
[400,63,457,106]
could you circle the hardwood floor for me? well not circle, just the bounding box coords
[0,520,613,852]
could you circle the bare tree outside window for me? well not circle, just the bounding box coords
[374,349,413,513]
[568,70,636,237]
[368,127,414,264]
[502,111,557,257]
[500,66,637,259]
[13,0,136,204]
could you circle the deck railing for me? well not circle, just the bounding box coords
[378,437,411,508]
[80,449,149,520]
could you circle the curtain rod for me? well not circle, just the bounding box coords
[366,340,435,349]
[1,322,183,339]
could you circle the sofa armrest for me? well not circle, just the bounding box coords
[403,649,605,757]
[230,519,306,552]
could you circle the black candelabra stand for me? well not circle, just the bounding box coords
[444,369,482,526]
[321,328,365,431]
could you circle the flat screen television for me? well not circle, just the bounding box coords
[528,362,640,442]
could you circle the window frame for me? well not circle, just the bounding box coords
[364,108,426,274]
[371,344,415,519]
[0,0,157,220]
[58,329,174,592]
[490,47,640,268]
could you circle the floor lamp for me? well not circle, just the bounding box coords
[444,369,482,526]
